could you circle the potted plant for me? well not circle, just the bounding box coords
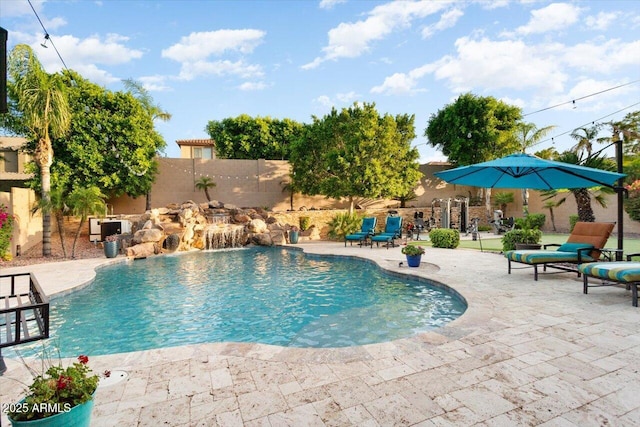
[7,354,100,426]
[401,244,425,267]
[502,215,543,252]
[288,226,299,244]
[103,234,119,258]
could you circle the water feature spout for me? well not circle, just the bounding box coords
[204,224,245,249]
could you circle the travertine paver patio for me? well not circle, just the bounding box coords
[1,241,640,426]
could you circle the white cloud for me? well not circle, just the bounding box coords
[139,75,172,92]
[303,0,450,69]
[515,3,582,35]
[562,39,640,74]
[162,29,266,62]
[422,8,464,39]
[585,11,620,31]
[314,95,333,108]
[239,81,268,91]
[336,91,359,103]
[371,64,432,95]
[177,60,263,81]
[319,0,346,10]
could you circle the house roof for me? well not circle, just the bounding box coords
[0,136,28,150]
[176,139,215,147]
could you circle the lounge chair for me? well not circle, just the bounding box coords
[505,222,615,280]
[578,253,640,307]
[370,216,403,248]
[344,217,377,247]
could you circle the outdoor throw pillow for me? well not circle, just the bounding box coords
[557,242,594,253]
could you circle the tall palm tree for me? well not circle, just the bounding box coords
[195,176,216,201]
[123,79,171,211]
[514,122,556,210]
[67,186,106,258]
[570,124,604,157]
[550,151,615,222]
[33,185,70,258]
[8,45,71,256]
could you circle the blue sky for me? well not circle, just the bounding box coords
[2,0,639,161]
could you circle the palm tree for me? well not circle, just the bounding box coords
[123,79,171,211]
[549,151,616,222]
[541,198,565,232]
[570,124,604,157]
[8,45,71,256]
[514,122,556,210]
[67,186,106,258]
[33,185,71,258]
[280,180,296,211]
[195,176,216,201]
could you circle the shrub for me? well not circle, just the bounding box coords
[327,212,363,240]
[429,228,460,249]
[514,213,545,230]
[502,229,543,252]
[569,215,579,232]
[299,216,311,231]
[0,204,13,261]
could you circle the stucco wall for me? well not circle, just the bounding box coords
[0,187,42,257]
[108,158,639,237]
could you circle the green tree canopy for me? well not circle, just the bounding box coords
[424,93,522,166]
[41,71,166,198]
[289,102,422,213]
[206,114,304,160]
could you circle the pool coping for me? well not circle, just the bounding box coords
[2,242,640,426]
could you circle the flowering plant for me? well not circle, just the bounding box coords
[401,244,425,256]
[624,179,640,222]
[8,354,100,421]
[105,234,119,242]
[0,203,13,261]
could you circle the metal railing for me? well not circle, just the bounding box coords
[0,272,50,349]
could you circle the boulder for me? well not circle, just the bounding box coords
[126,242,157,258]
[248,218,267,233]
[252,232,273,246]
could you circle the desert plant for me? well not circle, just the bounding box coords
[299,216,311,231]
[429,229,460,249]
[195,176,216,201]
[327,212,363,240]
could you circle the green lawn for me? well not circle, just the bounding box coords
[411,231,640,256]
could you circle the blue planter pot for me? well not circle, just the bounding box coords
[9,398,94,427]
[103,240,119,258]
[289,231,299,244]
[406,254,422,267]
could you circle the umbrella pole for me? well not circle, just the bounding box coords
[616,137,624,260]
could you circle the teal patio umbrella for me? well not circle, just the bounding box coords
[434,153,626,255]
[434,153,624,190]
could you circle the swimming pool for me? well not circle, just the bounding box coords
[16,247,466,357]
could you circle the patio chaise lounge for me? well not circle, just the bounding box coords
[578,253,640,307]
[370,216,403,249]
[344,217,377,247]
[504,222,615,281]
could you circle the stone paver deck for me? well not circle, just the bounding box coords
[1,242,639,426]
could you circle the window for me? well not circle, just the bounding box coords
[193,147,202,158]
[0,150,18,173]
[202,147,212,159]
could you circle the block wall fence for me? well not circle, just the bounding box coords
[2,158,638,257]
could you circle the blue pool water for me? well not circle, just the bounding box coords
[16,247,466,357]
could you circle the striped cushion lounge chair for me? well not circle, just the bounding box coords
[578,253,640,307]
[504,222,615,281]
